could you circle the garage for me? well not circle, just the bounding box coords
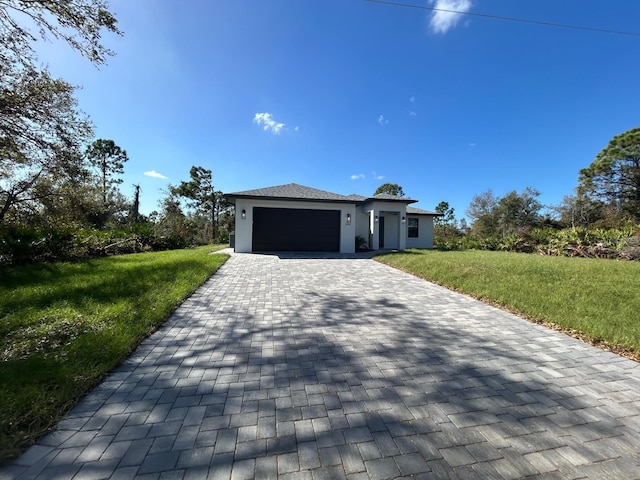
[252,207,340,252]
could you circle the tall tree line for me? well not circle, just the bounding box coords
[1,0,121,227]
[434,127,640,252]
[0,3,232,264]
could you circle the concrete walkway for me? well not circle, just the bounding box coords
[3,252,640,479]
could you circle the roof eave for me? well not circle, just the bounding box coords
[358,198,418,206]
[224,193,356,204]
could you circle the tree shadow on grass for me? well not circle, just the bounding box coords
[0,256,225,466]
[4,264,640,478]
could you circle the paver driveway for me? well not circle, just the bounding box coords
[3,252,640,479]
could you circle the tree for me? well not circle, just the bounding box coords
[171,166,222,242]
[433,201,459,245]
[493,187,542,236]
[32,146,97,226]
[467,188,542,237]
[154,190,190,248]
[85,139,129,208]
[374,183,404,197]
[466,189,499,237]
[0,69,93,225]
[0,0,121,69]
[0,0,121,226]
[578,127,640,222]
[435,201,455,227]
[554,193,605,228]
[132,184,141,223]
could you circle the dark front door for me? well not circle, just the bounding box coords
[252,207,340,252]
[379,216,385,248]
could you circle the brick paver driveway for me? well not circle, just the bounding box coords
[3,252,640,479]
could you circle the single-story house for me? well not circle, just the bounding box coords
[224,183,441,254]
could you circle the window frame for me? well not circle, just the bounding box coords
[407,217,419,238]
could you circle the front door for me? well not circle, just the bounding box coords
[379,216,385,248]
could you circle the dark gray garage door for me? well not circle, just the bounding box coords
[252,207,340,252]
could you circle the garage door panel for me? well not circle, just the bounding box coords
[253,207,340,252]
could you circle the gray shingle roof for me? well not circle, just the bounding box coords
[226,183,353,202]
[345,194,367,201]
[225,183,419,205]
[407,206,440,215]
[372,193,417,202]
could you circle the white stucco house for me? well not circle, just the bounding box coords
[224,183,441,254]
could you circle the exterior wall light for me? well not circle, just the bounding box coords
[401,216,406,223]
[241,209,246,219]
[375,215,379,223]
[346,213,351,225]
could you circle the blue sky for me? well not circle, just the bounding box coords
[37,0,640,220]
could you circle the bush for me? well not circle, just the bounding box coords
[0,223,200,266]
[434,239,458,251]
[0,227,77,265]
[355,235,369,250]
[498,234,535,253]
[444,224,640,261]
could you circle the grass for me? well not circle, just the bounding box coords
[0,245,228,465]
[376,249,640,358]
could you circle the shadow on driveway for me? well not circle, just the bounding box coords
[4,255,640,479]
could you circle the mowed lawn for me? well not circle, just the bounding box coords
[0,246,228,464]
[377,249,640,358]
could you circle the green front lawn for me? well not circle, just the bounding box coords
[0,245,228,464]
[377,249,640,359]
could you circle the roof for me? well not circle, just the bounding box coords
[407,206,441,216]
[345,194,367,201]
[372,193,413,201]
[225,183,417,205]
[225,183,354,203]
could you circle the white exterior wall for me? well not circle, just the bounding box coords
[362,201,407,251]
[341,204,357,253]
[233,198,253,253]
[357,201,407,250]
[355,210,370,248]
[406,215,435,249]
[232,197,434,253]
[233,199,356,254]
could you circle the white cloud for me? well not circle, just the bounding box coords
[351,173,365,180]
[253,112,286,134]
[410,96,416,103]
[409,110,417,116]
[378,115,388,125]
[294,126,299,132]
[428,0,472,34]
[144,170,167,179]
[372,171,384,180]
[469,142,477,147]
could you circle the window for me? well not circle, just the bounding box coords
[408,217,419,238]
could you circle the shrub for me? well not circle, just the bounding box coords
[498,234,535,253]
[0,227,77,265]
[355,235,368,250]
[442,224,640,261]
[0,224,199,266]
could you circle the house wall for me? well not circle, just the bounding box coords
[361,201,407,250]
[406,215,435,249]
[355,211,370,248]
[233,199,356,253]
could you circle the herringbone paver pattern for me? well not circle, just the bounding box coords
[3,252,640,479]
